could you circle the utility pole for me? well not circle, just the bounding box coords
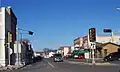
[15,27,19,66]
[111,31,114,42]
[8,32,10,65]
[15,27,22,66]
[15,27,34,66]
[103,29,113,42]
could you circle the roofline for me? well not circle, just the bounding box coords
[103,42,120,47]
[60,46,71,47]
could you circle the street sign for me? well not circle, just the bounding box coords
[90,42,96,49]
[9,48,13,55]
[85,52,89,59]
[14,43,21,53]
[103,29,112,33]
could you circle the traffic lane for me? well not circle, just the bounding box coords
[45,58,89,72]
[7,58,120,72]
[46,58,120,72]
[9,59,54,72]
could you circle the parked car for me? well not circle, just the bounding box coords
[53,54,63,62]
[72,54,84,59]
[33,56,43,63]
[72,50,85,59]
[104,52,120,62]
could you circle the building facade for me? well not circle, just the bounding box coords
[0,7,17,66]
[74,37,83,49]
[96,42,120,58]
[74,35,120,50]
[59,46,71,56]
[96,36,120,44]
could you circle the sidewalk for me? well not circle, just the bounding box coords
[0,64,24,71]
[65,58,118,66]
[66,58,103,63]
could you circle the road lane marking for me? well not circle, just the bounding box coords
[48,62,54,67]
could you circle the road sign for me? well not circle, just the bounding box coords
[90,42,96,49]
[103,29,112,33]
[14,43,21,53]
[85,52,89,59]
[9,48,13,55]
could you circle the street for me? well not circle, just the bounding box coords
[5,58,120,72]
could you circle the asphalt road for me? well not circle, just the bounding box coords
[6,58,120,72]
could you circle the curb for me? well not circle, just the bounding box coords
[64,60,118,66]
[0,65,25,71]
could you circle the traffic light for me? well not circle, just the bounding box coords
[10,33,12,42]
[28,31,33,35]
[103,29,112,33]
[89,28,96,42]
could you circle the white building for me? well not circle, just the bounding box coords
[0,7,17,66]
[59,46,71,56]
[48,52,55,57]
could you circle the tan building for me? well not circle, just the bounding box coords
[96,42,120,58]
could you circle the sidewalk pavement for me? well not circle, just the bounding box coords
[0,64,24,71]
[66,58,103,63]
[65,58,118,66]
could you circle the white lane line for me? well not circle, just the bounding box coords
[48,61,54,67]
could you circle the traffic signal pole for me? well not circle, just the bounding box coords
[103,29,113,42]
[89,28,96,65]
[91,42,96,65]
[15,27,34,66]
[111,31,114,42]
[15,27,19,66]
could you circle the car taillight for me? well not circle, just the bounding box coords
[78,56,83,59]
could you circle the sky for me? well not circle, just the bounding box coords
[2,0,120,51]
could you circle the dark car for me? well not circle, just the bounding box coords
[33,56,43,63]
[53,54,63,62]
[104,52,120,62]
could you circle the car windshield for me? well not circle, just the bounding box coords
[54,54,62,57]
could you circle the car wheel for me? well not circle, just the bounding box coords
[118,58,120,60]
[104,59,108,62]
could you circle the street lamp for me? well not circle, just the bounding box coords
[18,28,34,40]
[15,27,34,66]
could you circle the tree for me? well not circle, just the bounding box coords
[43,48,50,52]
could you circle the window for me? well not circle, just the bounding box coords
[104,49,107,56]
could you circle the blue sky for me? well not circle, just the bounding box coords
[2,0,120,51]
